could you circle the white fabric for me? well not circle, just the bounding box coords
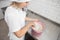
[10,0,31,2]
[5,6,27,40]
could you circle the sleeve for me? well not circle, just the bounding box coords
[7,14,23,32]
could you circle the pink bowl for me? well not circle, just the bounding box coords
[31,21,45,37]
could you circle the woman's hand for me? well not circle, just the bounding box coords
[28,22,35,27]
[32,19,40,22]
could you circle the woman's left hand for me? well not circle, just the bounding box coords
[32,19,40,22]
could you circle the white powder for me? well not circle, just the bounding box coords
[33,22,42,32]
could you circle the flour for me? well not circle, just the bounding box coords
[33,22,42,32]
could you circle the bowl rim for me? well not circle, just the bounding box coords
[32,21,45,33]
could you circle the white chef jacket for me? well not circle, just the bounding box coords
[5,6,27,40]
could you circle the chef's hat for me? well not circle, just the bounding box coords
[10,0,31,2]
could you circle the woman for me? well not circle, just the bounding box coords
[5,0,39,40]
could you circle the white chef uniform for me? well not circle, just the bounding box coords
[5,6,27,40]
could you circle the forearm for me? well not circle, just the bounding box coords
[25,17,39,22]
[14,24,31,38]
[25,17,34,21]
[19,24,31,37]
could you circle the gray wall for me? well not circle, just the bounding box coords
[28,0,60,24]
[0,1,11,8]
[0,9,3,19]
[0,1,10,19]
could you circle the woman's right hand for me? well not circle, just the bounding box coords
[28,22,35,27]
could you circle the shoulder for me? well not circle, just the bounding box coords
[5,6,18,14]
